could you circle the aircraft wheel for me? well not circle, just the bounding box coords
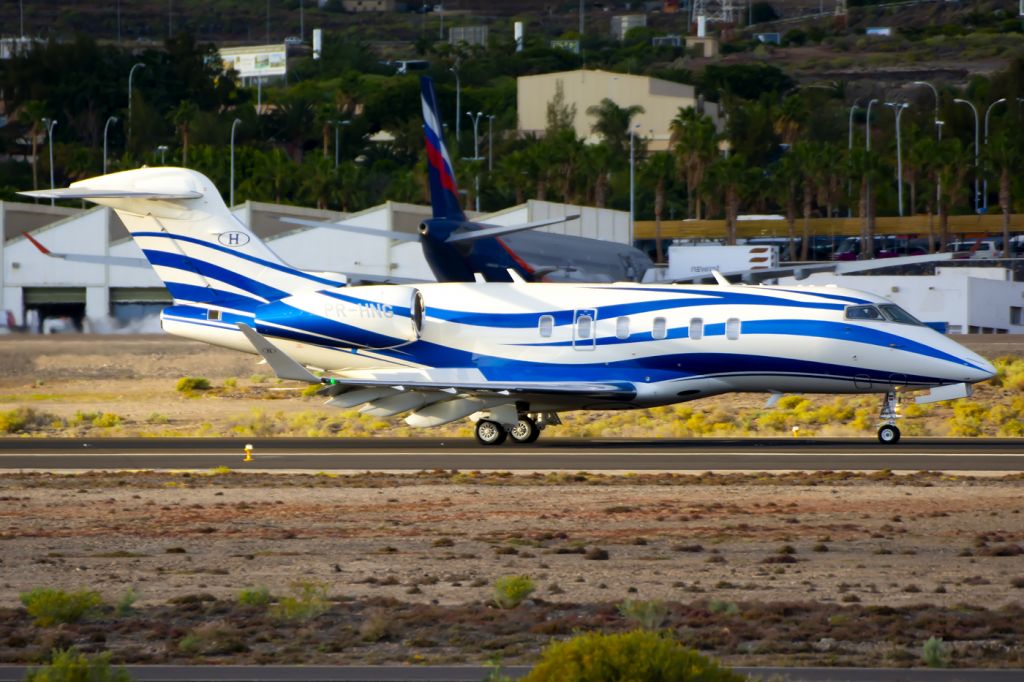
[509,417,540,444]
[475,420,508,446]
[877,424,901,444]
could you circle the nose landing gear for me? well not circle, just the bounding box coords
[877,391,901,444]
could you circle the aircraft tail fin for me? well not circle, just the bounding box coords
[420,76,465,222]
[20,168,338,312]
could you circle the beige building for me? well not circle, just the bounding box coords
[517,69,724,152]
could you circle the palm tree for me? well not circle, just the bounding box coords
[793,140,821,260]
[705,153,755,245]
[934,138,972,252]
[171,100,198,167]
[913,137,941,252]
[669,107,718,219]
[981,129,1021,257]
[640,151,675,263]
[769,152,801,260]
[17,100,48,191]
[583,143,617,208]
[301,155,336,210]
[846,147,886,259]
[586,98,644,157]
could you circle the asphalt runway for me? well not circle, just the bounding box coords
[0,437,1022,471]
[1,665,1022,681]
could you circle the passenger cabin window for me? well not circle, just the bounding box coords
[576,314,593,339]
[726,317,741,340]
[652,317,667,340]
[207,309,221,321]
[615,316,630,340]
[538,315,554,338]
[844,305,884,321]
[689,318,703,340]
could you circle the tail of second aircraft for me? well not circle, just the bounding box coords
[20,167,339,312]
[421,76,466,223]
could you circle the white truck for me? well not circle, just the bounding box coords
[644,244,780,282]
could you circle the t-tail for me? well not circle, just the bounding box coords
[421,76,465,223]
[19,167,344,315]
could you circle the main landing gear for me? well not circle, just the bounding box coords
[474,413,554,445]
[877,390,901,444]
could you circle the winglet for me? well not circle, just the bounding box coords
[23,232,52,255]
[236,323,322,384]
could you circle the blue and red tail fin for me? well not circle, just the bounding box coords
[420,76,465,222]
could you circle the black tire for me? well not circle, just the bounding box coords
[877,424,901,444]
[475,419,508,445]
[509,417,540,444]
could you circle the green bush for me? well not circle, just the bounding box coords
[91,412,122,428]
[492,575,535,609]
[19,588,104,627]
[922,636,950,668]
[269,580,329,621]
[618,599,668,630]
[238,586,272,608]
[0,407,53,434]
[523,630,744,681]
[176,376,211,393]
[24,648,131,682]
[115,588,137,617]
[178,622,248,656]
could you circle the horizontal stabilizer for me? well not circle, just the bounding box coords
[236,323,321,384]
[446,215,581,243]
[18,188,202,200]
[23,232,150,268]
[278,217,420,243]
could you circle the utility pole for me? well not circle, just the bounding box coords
[43,118,57,206]
[954,98,980,213]
[885,102,909,217]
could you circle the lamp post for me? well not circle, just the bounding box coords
[43,118,57,206]
[333,120,350,169]
[230,118,242,207]
[885,102,909,217]
[864,98,878,227]
[953,98,980,213]
[156,145,168,164]
[911,81,943,224]
[128,62,145,144]
[982,98,1008,212]
[103,116,118,175]
[467,111,484,212]
[487,114,495,172]
[847,99,860,217]
[629,123,640,247]
[449,65,461,142]
[864,98,879,151]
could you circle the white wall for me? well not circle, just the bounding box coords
[780,267,1024,333]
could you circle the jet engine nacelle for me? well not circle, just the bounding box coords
[254,285,424,349]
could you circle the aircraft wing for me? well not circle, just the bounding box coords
[667,252,956,284]
[446,215,581,243]
[19,188,203,200]
[23,232,151,268]
[278,217,420,242]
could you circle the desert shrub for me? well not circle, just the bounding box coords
[708,599,739,616]
[0,407,54,434]
[24,648,131,682]
[223,377,238,389]
[492,575,535,609]
[238,586,272,607]
[269,580,329,621]
[176,376,211,393]
[618,599,668,630]
[178,622,248,655]
[948,400,988,437]
[922,636,950,668]
[20,588,104,627]
[523,630,744,681]
[115,588,137,617]
[359,609,395,642]
[91,412,122,428]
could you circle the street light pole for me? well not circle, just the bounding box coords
[847,99,860,217]
[982,98,1007,212]
[128,62,145,145]
[103,116,118,175]
[865,98,879,152]
[230,118,242,207]
[467,111,483,212]
[449,65,461,142]
[864,98,878,228]
[911,81,943,225]
[954,98,980,213]
[43,118,57,206]
[886,102,909,217]
[629,124,640,247]
[487,115,495,172]
[334,120,350,169]
[157,145,168,164]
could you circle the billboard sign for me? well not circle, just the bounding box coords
[220,44,287,79]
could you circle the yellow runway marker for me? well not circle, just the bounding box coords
[243,444,254,462]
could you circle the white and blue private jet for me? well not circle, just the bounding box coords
[22,168,994,445]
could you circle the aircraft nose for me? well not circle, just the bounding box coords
[967,356,997,384]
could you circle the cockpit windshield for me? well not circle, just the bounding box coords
[844,303,924,326]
